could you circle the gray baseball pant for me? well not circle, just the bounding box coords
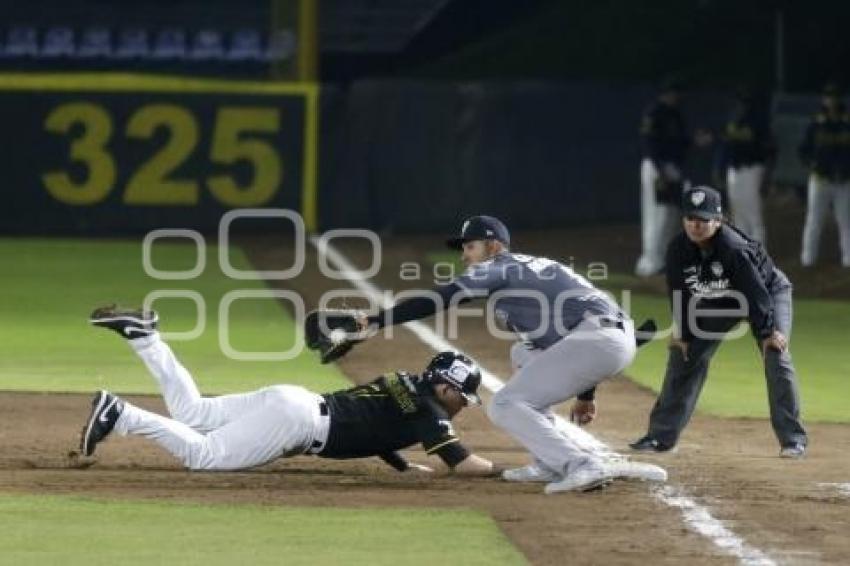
[487,318,636,476]
[727,164,766,243]
[801,174,850,267]
[645,287,807,448]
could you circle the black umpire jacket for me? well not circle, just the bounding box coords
[665,224,791,343]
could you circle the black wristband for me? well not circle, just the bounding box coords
[577,387,596,402]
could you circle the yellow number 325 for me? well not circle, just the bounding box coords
[42,102,283,207]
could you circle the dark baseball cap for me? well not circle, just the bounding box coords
[446,215,510,250]
[682,186,723,220]
[425,351,482,406]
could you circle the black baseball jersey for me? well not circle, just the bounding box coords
[641,100,690,166]
[318,372,469,468]
[665,224,791,342]
[721,105,775,168]
[799,107,850,181]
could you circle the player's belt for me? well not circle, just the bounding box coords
[597,316,625,331]
[306,401,330,455]
[569,314,625,333]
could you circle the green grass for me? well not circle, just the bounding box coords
[0,494,526,566]
[608,284,850,423]
[0,238,346,394]
[0,238,527,566]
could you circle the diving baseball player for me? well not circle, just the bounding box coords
[799,82,850,267]
[346,216,666,493]
[80,306,496,476]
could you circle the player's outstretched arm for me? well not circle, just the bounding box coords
[361,283,462,331]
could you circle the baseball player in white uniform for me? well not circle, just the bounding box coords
[80,306,497,476]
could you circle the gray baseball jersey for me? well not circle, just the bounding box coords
[451,252,620,349]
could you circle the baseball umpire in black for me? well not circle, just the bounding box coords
[630,186,808,458]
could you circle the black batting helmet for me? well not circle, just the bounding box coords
[423,351,482,405]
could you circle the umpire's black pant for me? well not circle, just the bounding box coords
[645,287,808,448]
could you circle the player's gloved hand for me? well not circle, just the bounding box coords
[304,309,371,364]
[406,463,434,474]
[761,330,788,356]
[570,400,596,426]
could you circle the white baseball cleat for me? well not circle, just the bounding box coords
[606,460,668,483]
[502,463,559,483]
[544,460,613,494]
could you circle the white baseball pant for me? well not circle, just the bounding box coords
[801,174,850,267]
[726,164,766,243]
[636,159,680,276]
[113,334,329,470]
[487,317,636,476]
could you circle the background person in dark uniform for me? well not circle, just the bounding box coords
[630,187,808,458]
[80,306,497,476]
[799,82,850,267]
[719,87,776,243]
[636,79,712,277]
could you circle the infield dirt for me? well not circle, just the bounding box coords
[2,213,848,565]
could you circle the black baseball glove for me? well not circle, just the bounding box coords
[304,309,367,364]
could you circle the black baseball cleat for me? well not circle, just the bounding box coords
[90,305,158,340]
[629,435,674,453]
[80,390,124,457]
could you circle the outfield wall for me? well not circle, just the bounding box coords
[0,73,318,235]
[319,80,730,232]
[2,73,818,235]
